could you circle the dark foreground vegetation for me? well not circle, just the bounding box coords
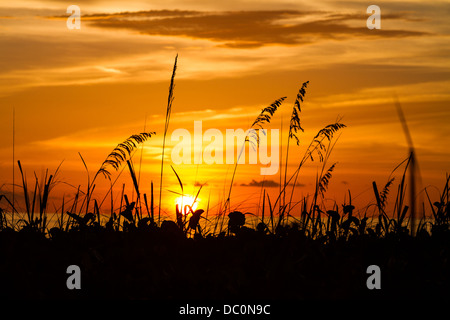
[0,210,449,300]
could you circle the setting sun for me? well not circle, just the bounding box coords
[175,195,200,215]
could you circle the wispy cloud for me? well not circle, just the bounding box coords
[96,66,123,74]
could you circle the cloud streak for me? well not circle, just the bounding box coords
[70,9,429,48]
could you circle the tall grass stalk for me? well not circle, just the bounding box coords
[282,81,309,212]
[159,54,178,225]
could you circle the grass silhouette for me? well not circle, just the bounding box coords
[0,56,449,300]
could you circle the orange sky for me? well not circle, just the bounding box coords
[0,0,449,219]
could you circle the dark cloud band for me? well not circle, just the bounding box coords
[56,9,429,48]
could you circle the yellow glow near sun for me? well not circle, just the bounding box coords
[175,195,199,214]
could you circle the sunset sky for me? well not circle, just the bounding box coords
[0,0,449,219]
